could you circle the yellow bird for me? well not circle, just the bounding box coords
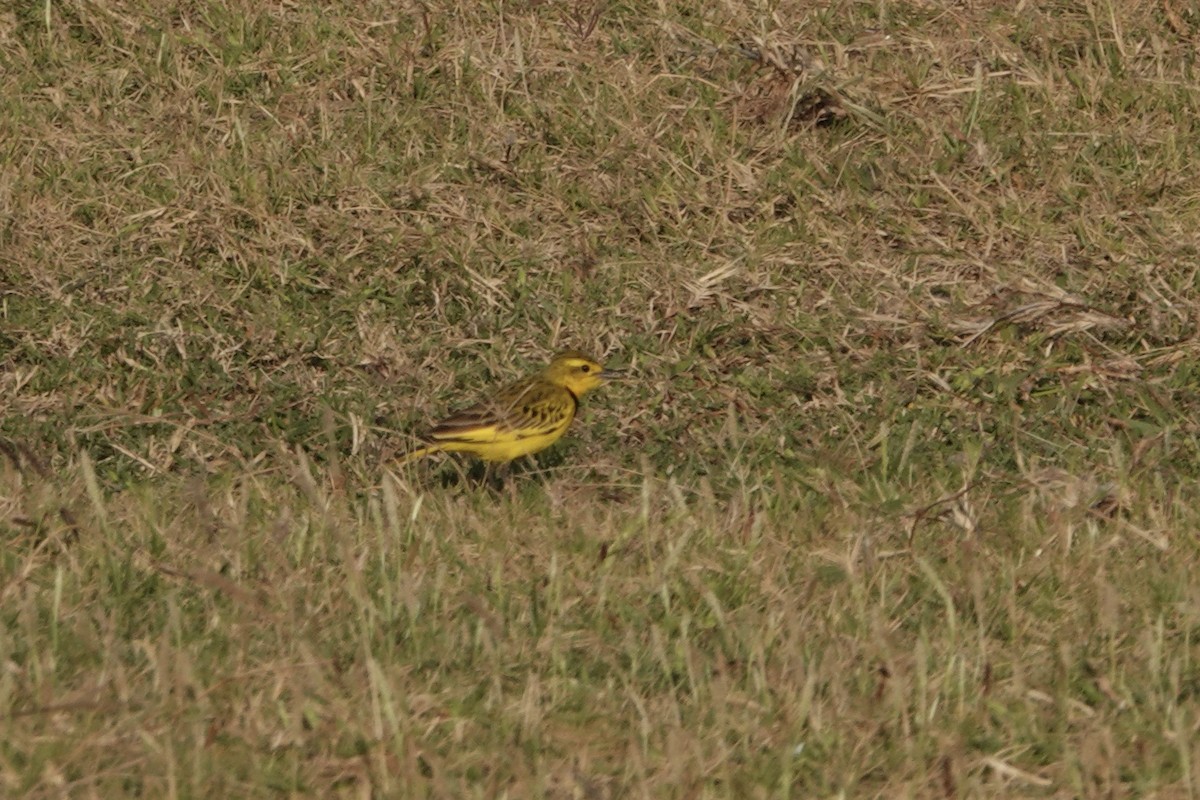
[400,350,624,464]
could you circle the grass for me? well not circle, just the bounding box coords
[3,0,1200,796]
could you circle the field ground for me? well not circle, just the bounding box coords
[4,1,1200,797]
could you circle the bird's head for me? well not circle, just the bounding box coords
[542,350,624,396]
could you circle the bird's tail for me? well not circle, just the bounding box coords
[398,443,441,465]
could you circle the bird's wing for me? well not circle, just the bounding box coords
[427,380,576,443]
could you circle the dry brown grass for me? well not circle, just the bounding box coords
[4,1,1200,796]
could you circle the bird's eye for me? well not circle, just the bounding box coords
[580,364,591,373]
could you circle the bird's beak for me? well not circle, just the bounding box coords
[600,367,629,380]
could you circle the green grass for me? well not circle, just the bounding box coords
[4,0,1200,796]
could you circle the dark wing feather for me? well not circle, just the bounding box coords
[427,379,576,443]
